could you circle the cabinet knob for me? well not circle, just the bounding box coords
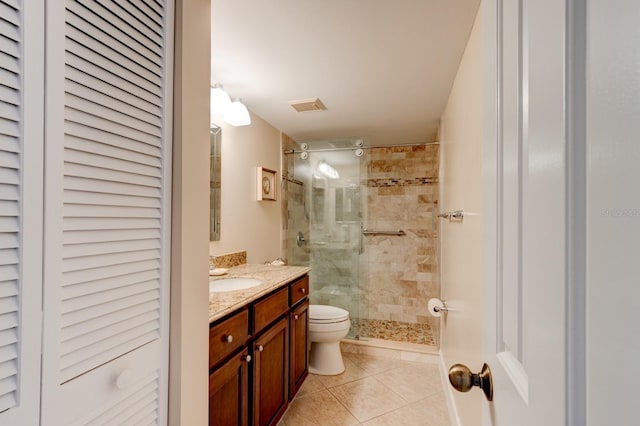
[224,335,233,343]
[294,314,299,320]
[300,288,306,294]
[244,355,252,363]
[258,345,264,352]
[116,369,134,390]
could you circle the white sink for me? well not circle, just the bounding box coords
[209,277,263,292]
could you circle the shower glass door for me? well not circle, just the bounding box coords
[284,140,368,339]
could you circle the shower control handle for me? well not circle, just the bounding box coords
[296,232,307,247]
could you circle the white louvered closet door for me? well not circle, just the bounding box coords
[41,1,174,424]
[0,1,44,425]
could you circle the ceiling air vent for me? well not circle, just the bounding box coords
[289,98,327,112]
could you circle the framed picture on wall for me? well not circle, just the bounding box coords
[257,167,277,201]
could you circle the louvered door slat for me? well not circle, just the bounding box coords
[64,238,160,259]
[60,315,159,363]
[65,135,162,167]
[0,281,17,298]
[65,36,161,98]
[66,80,161,127]
[66,66,161,119]
[62,259,160,287]
[61,310,159,356]
[65,91,161,138]
[62,280,158,314]
[0,68,19,92]
[111,0,162,37]
[81,371,159,425]
[64,149,162,176]
[64,14,161,80]
[140,0,163,17]
[63,249,160,273]
[64,176,161,198]
[65,191,161,210]
[62,228,160,246]
[0,35,18,58]
[92,0,163,47]
[65,108,161,148]
[65,160,162,187]
[66,3,162,69]
[65,54,161,106]
[60,328,159,383]
[0,51,19,74]
[109,392,159,426]
[0,217,18,235]
[0,85,20,106]
[60,300,160,343]
[62,269,159,299]
[0,16,19,41]
[0,8,17,27]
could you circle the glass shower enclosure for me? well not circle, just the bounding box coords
[284,139,368,339]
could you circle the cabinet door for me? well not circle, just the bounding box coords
[40,1,174,423]
[210,349,250,426]
[289,299,309,400]
[253,317,289,426]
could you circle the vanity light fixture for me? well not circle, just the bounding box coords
[317,161,339,179]
[224,98,252,127]
[211,83,231,123]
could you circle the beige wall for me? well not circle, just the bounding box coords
[209,111,282,264]
[170,0,211,425]
[439,7,483,426]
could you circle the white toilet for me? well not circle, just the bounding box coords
[308,305,351,375]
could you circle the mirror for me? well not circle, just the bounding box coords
[210,126,221,241]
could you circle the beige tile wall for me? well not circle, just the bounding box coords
[360,145,440,343]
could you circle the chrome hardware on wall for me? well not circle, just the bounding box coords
[428,298,449,317]
[296,231,307,247]
[362,229,406,236]
[438,210,464,221]
[448,363,493,401]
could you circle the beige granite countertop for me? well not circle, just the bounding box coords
[208,264,311,323]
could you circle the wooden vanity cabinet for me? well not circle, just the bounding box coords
[209,274,309,426]
[209,349,250,426]
[252,317,289,426]
[289,299,309,399]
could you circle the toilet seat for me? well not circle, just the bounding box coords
[309,305,349,324]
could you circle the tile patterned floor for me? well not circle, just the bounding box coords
[351,318,437,346]
[279,353,450,425]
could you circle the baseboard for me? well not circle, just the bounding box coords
[439,352,462,426]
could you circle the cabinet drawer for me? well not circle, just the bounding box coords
[210,309,249,368]
[253,286,289,334]
[289,275,309,307]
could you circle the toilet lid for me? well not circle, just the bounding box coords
[309,305,349,323]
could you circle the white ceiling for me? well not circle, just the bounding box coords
[211,0,481,146]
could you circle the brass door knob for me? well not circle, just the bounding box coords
[448,363,493,401]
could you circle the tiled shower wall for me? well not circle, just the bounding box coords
[360,145,440,343]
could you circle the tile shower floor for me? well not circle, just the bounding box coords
[351,318,437,346]
[279,353,450,425]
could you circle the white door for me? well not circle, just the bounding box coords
[0,1,44,425]
[40,1,174,424]
[481,0,571,424]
